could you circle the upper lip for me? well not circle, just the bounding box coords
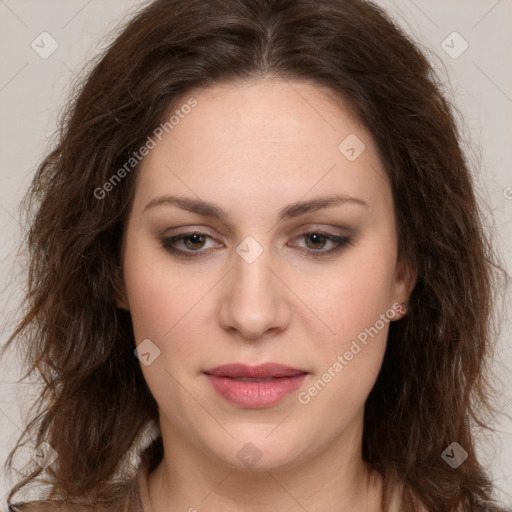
[204,363,308,378]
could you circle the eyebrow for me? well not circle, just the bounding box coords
[143,194,367,222]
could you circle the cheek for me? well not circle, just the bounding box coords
[297,274,393,424]
[122,232,185,336]
[122,242,205,417]
[123,268,172,343]
[122,238,212,369]
[312,246,396,347]
[297,242,397,418]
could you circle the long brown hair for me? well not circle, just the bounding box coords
[2,0,508,510]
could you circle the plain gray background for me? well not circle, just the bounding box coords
[0,0,511,507]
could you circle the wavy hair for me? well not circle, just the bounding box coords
[2,0,507,510]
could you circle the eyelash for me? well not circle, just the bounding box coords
[161,230,353,260]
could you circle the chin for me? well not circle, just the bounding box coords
[204,427,309,472]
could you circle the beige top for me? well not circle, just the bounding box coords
[8,460,153,512]
[8,464,509,511]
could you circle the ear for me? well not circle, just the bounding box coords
[390,255,417,320]
[112,265,130,311]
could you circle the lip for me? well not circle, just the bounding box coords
[203,363,309,408]
[204,363,307,379]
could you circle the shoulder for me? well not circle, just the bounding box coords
[7,491,144,511]
[7,459,149,512]
[472,503,512,512]
[462,503,512,512]
[7,484,143,511]
[8,501,104,511]
[6,475,145,512]
[412,499,511,512]
[7,498,140,511]
[8,502,81,511]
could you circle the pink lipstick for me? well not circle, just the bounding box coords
[204,363,308,408]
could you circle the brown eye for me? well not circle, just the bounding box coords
[162,232,217,259]
[293,231,353,259]
[181,233,207,250]
[304,233,329,250]
[162,230,353,260]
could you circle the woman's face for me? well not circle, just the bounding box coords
[118,78,413,471]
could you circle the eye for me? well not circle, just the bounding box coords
[162,232,216,258]
[291,230,353,258]
[161,230,353,260]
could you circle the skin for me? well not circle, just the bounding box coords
[115,78,416,512]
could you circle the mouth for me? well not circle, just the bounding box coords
[204,362,308,379]
[203,363,309,408]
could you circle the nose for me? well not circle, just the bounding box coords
[218,245,291,341]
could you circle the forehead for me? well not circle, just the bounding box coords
[133,78,391,217]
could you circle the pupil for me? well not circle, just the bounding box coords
[308,233,324,248]
[187,234,203,249]
[183,234,326,251]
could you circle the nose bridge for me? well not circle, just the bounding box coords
[219,236,288,339]
[234,244,273,297]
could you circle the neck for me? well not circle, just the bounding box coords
[147,411,383,512]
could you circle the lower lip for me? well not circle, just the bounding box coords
[205,374,308,408]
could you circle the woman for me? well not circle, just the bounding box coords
[2,0,509,510]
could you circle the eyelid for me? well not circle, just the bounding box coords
[292,224,351,237]
[161,225,353,260]
[162,224,350,244]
